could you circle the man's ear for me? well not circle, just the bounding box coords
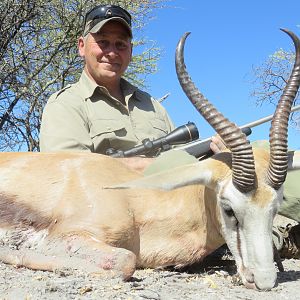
[78,36,85,58]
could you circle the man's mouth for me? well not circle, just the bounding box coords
[101,61,120,67]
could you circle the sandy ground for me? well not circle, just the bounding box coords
[0,250,300,300]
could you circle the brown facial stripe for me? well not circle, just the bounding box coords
[236,223,243,265]
[0,193,53,231]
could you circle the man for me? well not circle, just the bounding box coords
[40,4,226,157]
[39,4,175,154]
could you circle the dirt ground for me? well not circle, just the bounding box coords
[0,250,300,300]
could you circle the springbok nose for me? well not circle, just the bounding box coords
[254,268,277,290]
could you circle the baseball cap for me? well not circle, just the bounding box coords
[83,4,132,38]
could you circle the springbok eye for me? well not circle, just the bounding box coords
[222,204,235,218]
[224,207,235,218]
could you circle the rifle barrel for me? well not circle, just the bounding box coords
[240,104,300,129]
[175,104,300,153]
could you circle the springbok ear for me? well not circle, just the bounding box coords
[288,150,300,170]
[105,160,217,190]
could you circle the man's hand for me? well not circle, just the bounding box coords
[210,135,227,154]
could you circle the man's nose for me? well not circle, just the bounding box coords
[105,44,119,57]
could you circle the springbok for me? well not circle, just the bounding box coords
[0,29,299,291]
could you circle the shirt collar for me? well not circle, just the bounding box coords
[77,70,99,100]
[77,70,146,102]
[120,78,142,102]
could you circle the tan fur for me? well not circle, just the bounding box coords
[251,149,275,206]
[0,152,225,267]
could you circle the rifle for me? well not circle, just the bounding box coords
[107,104,300,159]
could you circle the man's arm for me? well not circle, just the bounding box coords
[39,99,93,152]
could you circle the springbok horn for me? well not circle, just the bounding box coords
[267,29,300,189]
[175,32,256,192]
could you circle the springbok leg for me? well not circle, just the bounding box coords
[0,234,136,280]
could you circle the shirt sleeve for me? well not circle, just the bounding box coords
[39,96,93,152]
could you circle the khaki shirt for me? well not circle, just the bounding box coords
[40,71,175,154]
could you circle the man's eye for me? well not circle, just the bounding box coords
[97,40,109,47]
[115,41,128,50]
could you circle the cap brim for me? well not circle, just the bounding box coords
[87,17,132,38]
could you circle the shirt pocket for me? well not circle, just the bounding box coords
[135,118,169,142]
[149,118,169,136]
[89,119,126,138]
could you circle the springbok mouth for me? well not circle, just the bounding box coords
[243,275,276,291]
[238,268,265,290]
[244,280,257,290]
[238,273,256,290]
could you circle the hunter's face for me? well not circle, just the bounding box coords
[78,21,132,86]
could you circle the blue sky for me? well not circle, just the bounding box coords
[136,0,300,149]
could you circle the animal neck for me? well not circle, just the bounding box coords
[130,185,225,266]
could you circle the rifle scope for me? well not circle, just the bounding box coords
[106,122,199,158]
